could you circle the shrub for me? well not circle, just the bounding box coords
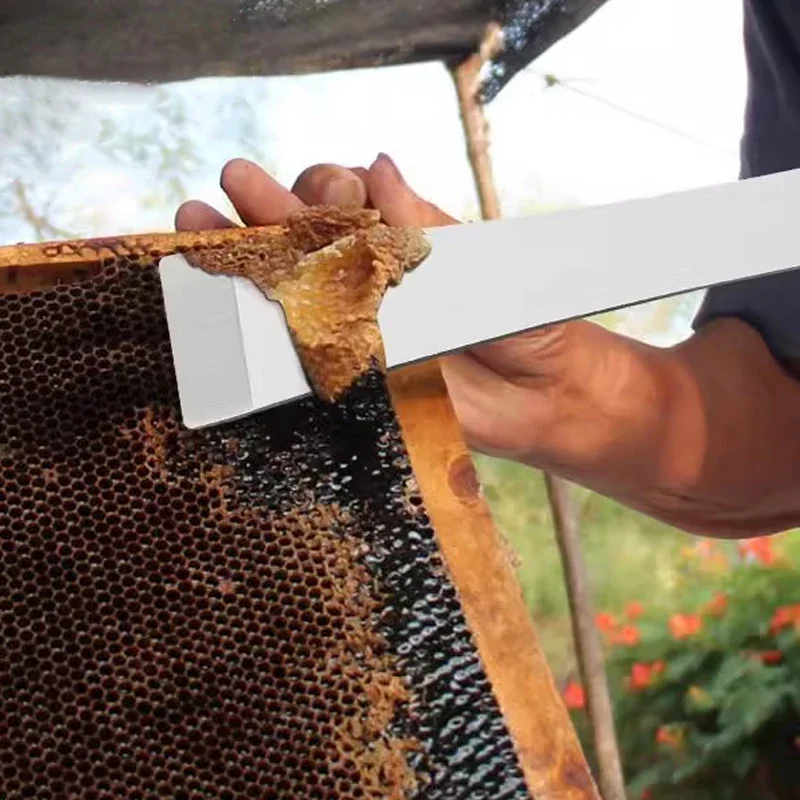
[564,536,800,800]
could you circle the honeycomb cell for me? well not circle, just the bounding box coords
[0,251,532,799]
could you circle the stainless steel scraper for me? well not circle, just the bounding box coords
[159,168,800,429]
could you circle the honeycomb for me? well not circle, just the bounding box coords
[185,207,431,402]
[0,244,533,798]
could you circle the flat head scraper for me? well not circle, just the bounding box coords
[158,167,800,429]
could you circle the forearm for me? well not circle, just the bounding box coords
[526,319,800,538]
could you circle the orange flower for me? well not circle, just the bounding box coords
[626,660,665,691]
[640,791,653,800]
[703,592,728,618]
[563,680,585,710]
[669,613,702,640]
[625,602,644,620]
[610,624,641,647]
[628,663,653,690]
[739,535,776,565]
[754,650,783,665]
[656,726,683,749]
[769,604,800,635]
[595,612,617,632]
[704,553,730,573]
[695,540,716,558]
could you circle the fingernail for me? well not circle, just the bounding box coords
[320,175,364,208]
[220,158,251,192]
[373,152,402,180]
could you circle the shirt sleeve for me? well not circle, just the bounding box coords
[693,272,800,364]
[692,0,800,366]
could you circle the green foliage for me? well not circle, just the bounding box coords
[580,545,800,799]
[474,454,800,798]
[472,454,696,676]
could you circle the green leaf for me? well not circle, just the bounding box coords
[707,655,752,697]
[731,746,758,779]
[697,725,747,753]
[718,682,783,734]
[628,762,670,794]
[666,650,707,681]
[672,755,708,784]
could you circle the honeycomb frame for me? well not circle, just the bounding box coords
[0,227,598,800]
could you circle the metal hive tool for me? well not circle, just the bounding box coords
[0,226,598,800]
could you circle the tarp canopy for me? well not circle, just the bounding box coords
[0,0,608,100]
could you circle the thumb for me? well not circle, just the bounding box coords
[367,153,457,228]
[467,324,569,380]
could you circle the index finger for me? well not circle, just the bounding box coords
[220,159,305,226]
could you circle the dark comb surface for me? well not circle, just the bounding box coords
[0,257,532,799]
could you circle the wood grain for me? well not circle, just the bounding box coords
[388,361,601,800]
[0,227,284,293]
[2,227,600,797]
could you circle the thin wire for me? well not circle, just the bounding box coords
[537,72,739,159]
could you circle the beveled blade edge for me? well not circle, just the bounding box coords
[158,257,255,429]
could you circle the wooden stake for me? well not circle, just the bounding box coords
[452,23,503,220]
[451,26,627,800]
[545,477,628,800]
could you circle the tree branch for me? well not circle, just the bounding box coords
[545,475,627,800]
[12,180,73,241]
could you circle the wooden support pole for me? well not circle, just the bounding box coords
[452,23,504,220]
[545,476,627,800]
[451,27,627,800]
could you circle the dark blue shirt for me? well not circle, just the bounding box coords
[693,0,800,367]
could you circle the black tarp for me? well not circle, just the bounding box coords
[0,0,609,100]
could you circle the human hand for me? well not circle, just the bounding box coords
[174,154,671,479]
[176,154,800,539]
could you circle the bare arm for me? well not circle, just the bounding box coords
[177,156,800,540]
[516,315,800,538]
